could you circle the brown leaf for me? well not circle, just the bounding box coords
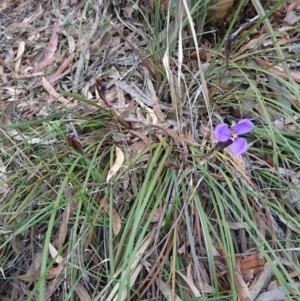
[199,123,212,138]
[146,207,163,223]
[241,253,265,280]
[49,54,75,84]
[111,207,121,236]
[34,57,56,73]
[145,68,164,120]
[1,101,14,126]
[19,252,43,281]
[46,263,64,279]
[67,35,76,53]
[255,58,300,83]
[66,133,85,155]
[102,197,122,236]
[64,279,92,301]
[56,206,70,250]
[14,41,25,73]
[44,22,60,60]
[42,76,69,104]
[126,129,150,146]
[234,256,252,301]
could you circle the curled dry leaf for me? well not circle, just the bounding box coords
[106,146,125,182]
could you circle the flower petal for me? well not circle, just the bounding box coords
[233,119,254,135]
[231,138,248,154]
[214,124,231,142]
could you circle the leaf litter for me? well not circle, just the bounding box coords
[1,0,300,300]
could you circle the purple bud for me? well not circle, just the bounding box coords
[66,132,76,139]
[228,35,236,43]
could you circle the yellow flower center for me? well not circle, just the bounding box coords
[231,133,238,140]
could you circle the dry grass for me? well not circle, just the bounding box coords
[1,0,300,300]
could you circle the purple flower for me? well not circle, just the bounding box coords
[228,35,236,43]
[214,119,254,154]
[98,84,108,91]
[66,132,76,139]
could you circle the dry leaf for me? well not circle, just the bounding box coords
[1,101,14,126]
[67,35,76,53]
[234,256,252,301]
[19,252,43,281]
[14,41,25,73]
[241,253,265,280]
[66,133,85,155]
[249,262,274,300]
[176,269,201,297]
[0,156,9,194]
[101,196,121,235]
[34,57,56,72]
[0,101,55,144]
[64,278,92,301]
[111,207,121,236]
[56,205,70,249]
[106,146,124,182]
[49,242,63,264]
[146,207,163,223]
[42,76,69,103]
[46,263,64,279]
[225,147,246,173]
[255,58,300,83]
[199,123,211,138]
[44,22,59,60]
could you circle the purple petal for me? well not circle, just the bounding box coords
[228,35,236,43]
[66,132,76,139]
[231,138,248,154]
[100,85,108,91]
[214,124,231,142]
[233,119,254,135]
